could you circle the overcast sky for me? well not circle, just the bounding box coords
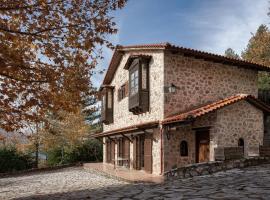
[92,0,269,87]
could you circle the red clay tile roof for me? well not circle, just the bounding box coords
[91,120,159,138]
[161,94,270,125]
[102,43,270,85]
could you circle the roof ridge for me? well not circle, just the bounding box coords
[102,43,270,85]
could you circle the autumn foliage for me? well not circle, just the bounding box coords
[0,0,126,131]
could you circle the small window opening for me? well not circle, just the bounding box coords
[180,140,188,156]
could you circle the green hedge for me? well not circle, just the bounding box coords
[47,139,102,166]
[0,148,35,173]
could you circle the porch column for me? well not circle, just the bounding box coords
[103,137,106,163]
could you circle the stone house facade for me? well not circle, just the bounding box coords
[93,43,270,175]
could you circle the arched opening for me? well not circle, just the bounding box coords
[180,140,188,157]
[238,138,245,156]
[238,138,244,147]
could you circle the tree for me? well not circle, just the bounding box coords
[224,48,240,59]
[242,24,270,89]
[41,108,89,163]
[0,0,127,131]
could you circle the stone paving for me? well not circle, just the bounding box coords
[1,165,270,199]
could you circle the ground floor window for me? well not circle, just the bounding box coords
[180,140,188,156]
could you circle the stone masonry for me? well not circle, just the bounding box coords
[164,51,258,117]
[163,101,264,171]
[102,47,265,175]
[103,50,164,132]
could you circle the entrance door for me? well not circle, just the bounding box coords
[196,130,210,163]
[133,134,152,173]
[144,134,152,173]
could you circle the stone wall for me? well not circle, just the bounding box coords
[164,52,258,117]
[259,146,270,157]
[164,157,270,180]
[163,113,216,171]
[163,126,196,172]
[152,129,161,175]
[103,50,165,132]
[214,101,264,157]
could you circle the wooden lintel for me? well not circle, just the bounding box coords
[121,134,133,143]
[192,126,211,131]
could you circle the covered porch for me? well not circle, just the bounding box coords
[92,121,161,175]
[83,162,164,183]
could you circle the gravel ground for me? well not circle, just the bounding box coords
[1,165,270,199]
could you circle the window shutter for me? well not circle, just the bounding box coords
[118,88,121,101]
[111,140,115,165]
[101,87,114,124]
[125,81,129,97]
[126,55,151,115]
[144,135,152,173]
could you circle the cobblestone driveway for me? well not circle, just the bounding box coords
[1,164,270,199]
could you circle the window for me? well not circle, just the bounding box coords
[238,138,244,147]
[180,140,188,156]
[101,87,114,124]
[126,56,150,114]
[118,82,128,101]
[107,90,112,108]
[102,95,106,112]
[130,69,138,96]
[141,63,147,89]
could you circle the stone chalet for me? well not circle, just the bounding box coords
[92,43,270,175]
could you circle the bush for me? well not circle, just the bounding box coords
[46,139,102,166]
[0,147,35,173]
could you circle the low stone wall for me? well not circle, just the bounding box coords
[164,157,270,180]
[260,146,270,157]
[214,147,244,161]
[0,163,82,178]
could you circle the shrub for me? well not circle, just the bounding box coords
[46,139,102,166]
[0,147,35,173]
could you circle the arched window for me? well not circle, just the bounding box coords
[238,138,245,156]
[238,138,244,147]
[180,140,188,156]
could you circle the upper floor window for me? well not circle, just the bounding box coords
[100,86,114,124]
[130,69,138,96]
[124,55,151,115]
[180,140,188,156]
[118,82,129,101]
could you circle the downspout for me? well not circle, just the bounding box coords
[160,125,164,175]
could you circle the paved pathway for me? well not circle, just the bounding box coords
[1,164,270,199]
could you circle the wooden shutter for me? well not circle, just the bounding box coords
[110,140,115,164]
[125,81,129,97]
[101,87,114,124]
[106,141,110,163]
[129,60,140,111]
[133,137,139,169]
[123,138,130,167]
[144,135,152,173]
[117,88,121,101]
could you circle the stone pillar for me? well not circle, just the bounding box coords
[103,137,106,163]
[130,141,133,169]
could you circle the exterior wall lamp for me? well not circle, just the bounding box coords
[168,83,176,93]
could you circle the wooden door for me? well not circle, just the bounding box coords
[123,138,130,167]
[106,141,110,163]
[144,135,152,173]
[110,140,115,164]
[133,137,139,169]
[196,130,210,163]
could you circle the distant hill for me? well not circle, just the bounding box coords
[0,128,29,147]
